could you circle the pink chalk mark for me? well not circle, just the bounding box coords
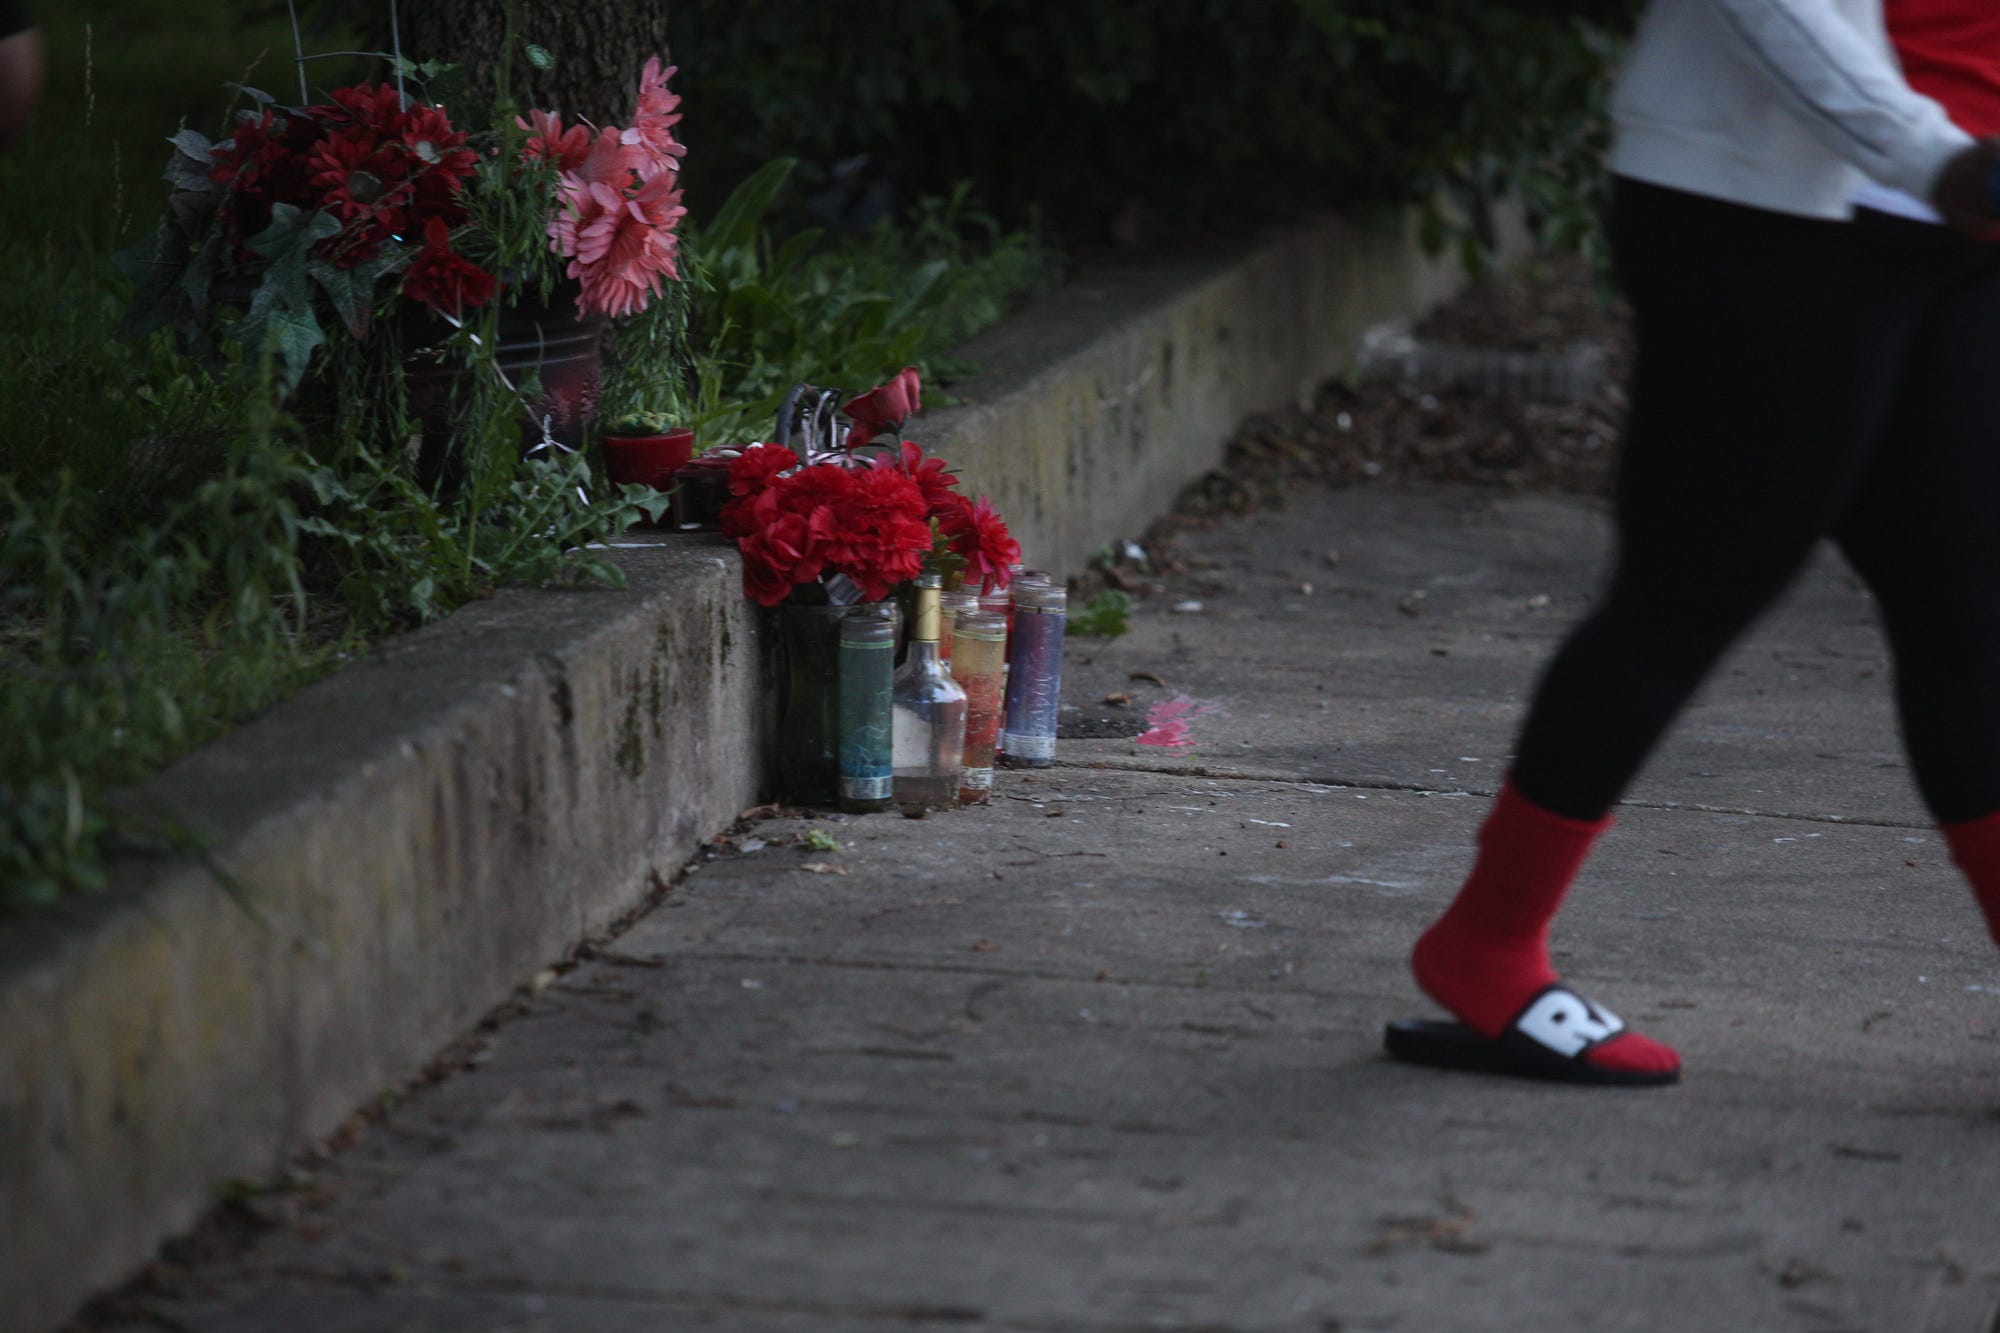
[1134,693,1225,749]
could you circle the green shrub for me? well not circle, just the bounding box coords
[666,0,1637,254]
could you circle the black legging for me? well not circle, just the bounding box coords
[1514,178,2000,826]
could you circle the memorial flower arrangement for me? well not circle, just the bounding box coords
[127,57,688,390]
[722,368,1021,607]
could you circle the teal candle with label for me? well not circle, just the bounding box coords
[837,606,896,812]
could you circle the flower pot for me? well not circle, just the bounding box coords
[602,428,696,489]
[405,278,608,493]
[603,428,695,526]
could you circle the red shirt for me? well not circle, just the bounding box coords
[1890,0,2000,137]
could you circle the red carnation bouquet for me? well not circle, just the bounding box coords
[723,369,1022,607]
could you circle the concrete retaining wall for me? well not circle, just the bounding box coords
[930,212,1475,574]
[0,207,1487,1333]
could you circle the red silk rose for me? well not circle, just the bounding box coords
[842,366,922,449]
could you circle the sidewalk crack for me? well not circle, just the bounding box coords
[1051,758,1928,829]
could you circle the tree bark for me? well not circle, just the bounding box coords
[402,0,670,126]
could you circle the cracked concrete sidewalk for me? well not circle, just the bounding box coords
[90,487,2000,1333]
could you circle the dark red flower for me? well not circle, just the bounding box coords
[210,108,327,251]
[211,86,478,270]
[777,462,858,516]
[726,443,798,497]
[402,217,497,315]
[306,129,417,262]
[727,457,934,605]
[738,511,822,607]
[872,439,959,514]
[814,466,931,601]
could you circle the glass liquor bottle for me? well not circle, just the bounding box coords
[891,575,967,806]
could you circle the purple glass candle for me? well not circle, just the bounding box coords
[999,583,1065,767]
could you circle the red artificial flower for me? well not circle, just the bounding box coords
[815,466,932,601]
[738,511,823,607]
[212,85,477,270]
[720,444,799,538]
[727,442,798,495]
[402,216,497,316]
[940,493,1020,594]
[842,367,922,448]
[873,439,960,514]
[840,462,931,524]
[726,455,934,605]
[517,109,592,172]
[319,83,405,137]
[306,129,418,263]
[778,462,858,515]
[210,107,327,251]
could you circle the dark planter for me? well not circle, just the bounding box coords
[404,279,608,493]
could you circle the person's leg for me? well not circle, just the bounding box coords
[1411,184,1923,1079]
[1830,231,2000,940]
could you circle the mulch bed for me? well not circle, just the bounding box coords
[1078,255,1634,600]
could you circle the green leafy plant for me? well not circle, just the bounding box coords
[1068,590,1133,639]
[300,445,666,628]
[680,159,1056,446]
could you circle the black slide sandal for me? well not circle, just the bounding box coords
[1385,984,1680,1087]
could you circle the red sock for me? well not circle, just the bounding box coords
[1940,808,2000,946]
[1411,779,1679,1077]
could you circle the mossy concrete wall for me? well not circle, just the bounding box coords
[0,207,1496,1333]
[0,540,764,1333]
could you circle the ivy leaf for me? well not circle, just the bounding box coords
[308,250,399,340]
[245,202,340,267]
[162,128,222,193]
[233,204,339,387]
[226,82,276,105]
[163,153,215,193]
[271,307,327,384]
[169,128,215,164]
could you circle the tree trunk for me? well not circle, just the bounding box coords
[402,0,670,127]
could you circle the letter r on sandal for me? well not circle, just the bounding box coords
[1515,988,1623,1058]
